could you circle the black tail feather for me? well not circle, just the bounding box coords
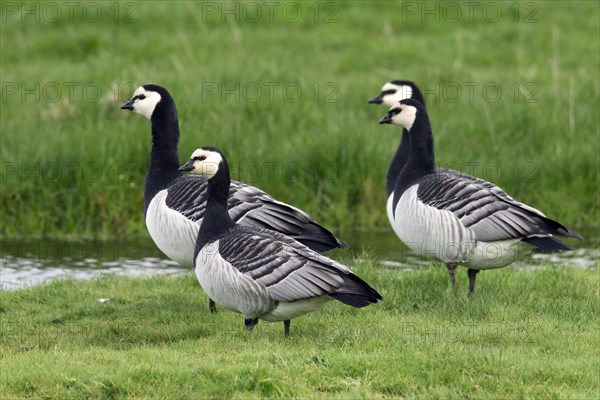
[522,236,573,253]
[289,219,349,252]
[330,273,382,308]
[556,227,583,240]
[295,235,349,252]
[536,214,583,241]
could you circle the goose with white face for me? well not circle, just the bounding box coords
[379,102,418,132]
[179,148,223,179]
[368,82,415,107]
[120,86,162,120]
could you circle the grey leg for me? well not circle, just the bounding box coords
[445,262,458,287]
[283,320,291,337]
[209,299,217,314]
[467,269,480,295]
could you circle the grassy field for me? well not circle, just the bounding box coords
[0,263,598,398]
[1,3,598,398]
[1,1,598,238]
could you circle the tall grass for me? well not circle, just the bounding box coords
[1,1,598,238]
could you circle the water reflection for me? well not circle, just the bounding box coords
[0,239,189,291]
[1,227,598,291]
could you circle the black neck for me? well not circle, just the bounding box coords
[395,114,435,194]
[144,101,182,212]
[386,129,409,197]
[195,160,236,252]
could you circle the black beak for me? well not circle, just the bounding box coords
[120,99,134,111]
[178,160,194,172]
[379,113,393,124]
[368,94,383,104]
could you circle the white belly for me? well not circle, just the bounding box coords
[386,192,395,232]
[468,239,523,269]
[391,185,520,269]
[386,192,403,239]
[146,190,199,268]
[195,241,274,318]
[261,297,331,321]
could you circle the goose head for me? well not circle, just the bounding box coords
[120,84,170,120]
[368,80,425,108]
[178,147,224,179]
[378,98,427,132]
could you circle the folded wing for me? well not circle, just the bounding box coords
[217,228,381,307]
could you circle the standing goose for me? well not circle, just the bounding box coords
[120,85,347,310]
[379,99,581,294]
[179,147,382,336]
[369,81,535,284]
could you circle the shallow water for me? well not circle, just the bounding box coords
[1,228,598,291]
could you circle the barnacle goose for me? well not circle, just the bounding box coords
[179,147,381,336]
[369,81,542,288]
[379,99,581,294]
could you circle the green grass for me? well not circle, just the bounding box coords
[1,1,598,238]
[0,263,598,398]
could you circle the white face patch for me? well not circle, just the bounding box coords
[129,86,161,120]
[188,149,223,179]
[390,104,418,131]
[380,82,414,107]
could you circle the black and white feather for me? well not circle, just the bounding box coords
[179,147,381,336]
[120,84,347,271]
[379,98,581,294]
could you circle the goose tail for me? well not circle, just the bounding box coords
[522,236,573,254]
[330,273,382,308]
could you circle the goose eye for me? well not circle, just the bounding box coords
[194,156,207,161]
